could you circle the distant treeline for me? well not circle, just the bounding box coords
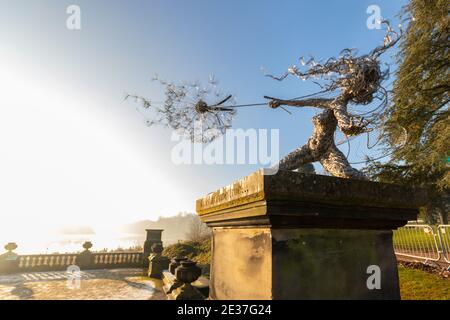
[120,212,199,244]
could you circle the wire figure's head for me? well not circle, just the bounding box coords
[335,54,384,105]
[265,20,401,106]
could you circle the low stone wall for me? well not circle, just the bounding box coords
[0,242,143,275]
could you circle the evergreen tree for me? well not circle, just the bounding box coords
[366,0,449,223]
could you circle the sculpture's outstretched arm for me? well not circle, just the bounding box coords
[264,96,333,109]
[266,95,367,136]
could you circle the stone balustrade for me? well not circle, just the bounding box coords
[17,254,78,272]
[0,231,208,300]
[0,242,143,274]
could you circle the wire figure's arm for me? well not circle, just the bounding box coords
[330,97,368,136]
[264,96,333,109]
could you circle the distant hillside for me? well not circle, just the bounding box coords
[119,213,195,244]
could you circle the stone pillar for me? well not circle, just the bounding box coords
[0,243,19,274]
[143,229,163,268]
[148,243,170,279]
[76,241,95,269]
[196,169,426,300]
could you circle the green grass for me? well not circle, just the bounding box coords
[163,239,211,264]
[399,265,450,300]
[163,239,212,277]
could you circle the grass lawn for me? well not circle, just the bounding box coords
[399,265,450,300]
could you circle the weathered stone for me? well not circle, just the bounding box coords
[168,260,205,300]
[0,243,19,275]
[75,242,95,269]
[170,283,205,300]
[196,169,426,300]
[169,256,188,275]
[143,229,163,268]
[162,271,210,297]
[197,169,426,229]
[148,244,170,279]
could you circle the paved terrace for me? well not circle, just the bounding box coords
[0,268,165,300]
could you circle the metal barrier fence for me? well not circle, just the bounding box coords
[437,225,450,263]
[393,223,450,266]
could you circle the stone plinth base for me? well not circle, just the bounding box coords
[148,255,170,279]
[211,227,399,299]
[197,169,426,300]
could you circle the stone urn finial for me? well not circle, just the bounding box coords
[1,242,19,274]
[82,241,93,251]
[169,256,188,275]
[4,242,17,253]
[175,260,202,284]
[171,260,205,300]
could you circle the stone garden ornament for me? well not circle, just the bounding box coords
[129,21,402,180]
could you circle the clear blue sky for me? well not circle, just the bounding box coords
[0,0,407,231]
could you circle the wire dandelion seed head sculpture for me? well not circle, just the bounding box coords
[126,75,236,143]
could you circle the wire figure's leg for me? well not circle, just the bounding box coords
[278,110,337,171]
[320,143,367,180]
[278,144,316,170]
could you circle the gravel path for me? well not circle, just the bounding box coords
[0,268,166,300]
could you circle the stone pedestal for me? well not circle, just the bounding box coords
[196,169,426,300]
[148,244,170,279]
[143,229,163,268]
[0,243,19,275]
[76,242,95,269]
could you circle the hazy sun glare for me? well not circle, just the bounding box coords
[0,52,192,251]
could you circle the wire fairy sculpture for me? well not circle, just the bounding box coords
[128,20,402,180]
[263,20,402,179]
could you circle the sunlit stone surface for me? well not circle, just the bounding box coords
[197,169,426,300]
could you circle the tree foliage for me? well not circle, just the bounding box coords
[185,214,211,242]
[366,0,449,222]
